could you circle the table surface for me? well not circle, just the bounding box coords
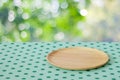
[0,42,120,80]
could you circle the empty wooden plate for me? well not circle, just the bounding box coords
[47,47,109,70]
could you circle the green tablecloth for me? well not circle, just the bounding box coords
[0,42,120,80]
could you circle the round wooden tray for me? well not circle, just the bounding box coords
[47,47,109,70]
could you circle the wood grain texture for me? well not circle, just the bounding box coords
[47,47,109,70]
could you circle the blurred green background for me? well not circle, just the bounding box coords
[0,0,120,42]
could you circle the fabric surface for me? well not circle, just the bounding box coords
[0,42,120,80]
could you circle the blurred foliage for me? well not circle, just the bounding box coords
[0,0,91,42]
[1,0,120,42]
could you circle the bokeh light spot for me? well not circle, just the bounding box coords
[80,9,88,16]
[21,31,27,38]
[8,10,15,22]
[54,32,64,41]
